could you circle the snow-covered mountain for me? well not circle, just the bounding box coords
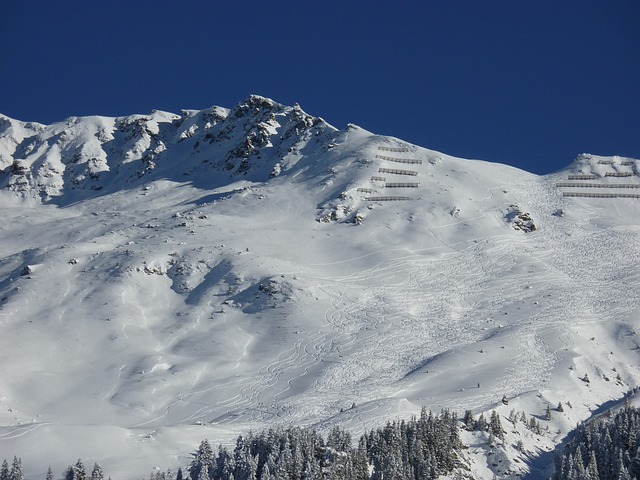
[1,96,639,479]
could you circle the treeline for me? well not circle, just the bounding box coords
[553,403,640,480]
[2,408,463,480]
[188,407,462,479]
[1,457,107,480]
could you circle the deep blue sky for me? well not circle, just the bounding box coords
[1,1,638,174]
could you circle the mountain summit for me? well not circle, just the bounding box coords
[1,97,639,479]
[0,95,337,203]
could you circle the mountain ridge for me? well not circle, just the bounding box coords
[0,95,339,204]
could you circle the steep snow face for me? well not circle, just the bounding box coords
[0,98,639,479]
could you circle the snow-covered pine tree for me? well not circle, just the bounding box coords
[73,459,86,480]
[327,426,352,453]
[520,410,528,424]
[528,416,541,434]
[190,439,214,480]
[585,450,600,480]
[9,457,24,480]
[475,413,488,432]
[0,460,9,480]
[214,445,234,479]
[65,466,75,480]
[232,434,256,480]
[258,462,274,480]
[628,447,640,479]
[489,411,505,440]
[90,463,104,480]
[352,437,369,480]
[463,409,475,430]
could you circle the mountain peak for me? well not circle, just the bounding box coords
[0,96,339,203]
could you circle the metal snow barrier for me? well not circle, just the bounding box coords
[555,183,640,189]
[563,192,640,199]
[598,160,614,165]
[375,154,423,164]
[371,176,387,182]
[605,172,634,177]
[567,174,598,180]
[621,161,634,166]
[385,182,419,188]
[357,188,374,193]
[366,196,412,201]
[377,146,410,152]
[379,168,418,176]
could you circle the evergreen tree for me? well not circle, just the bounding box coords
[277,439,294,479]
[9,457,24,480]
[214,445,234,480]
[233,435,254,480]
[0,460,9,480]
[289,444,303,480]
[258,462,274,480]
[326,426,352,453]
[585,450,600,480]
[352,437,369,480]
[263,453,278,480]
[46,467,54,480]
[628,447,640,479]
[520,410,528,424]
[463,409,475,430]
[489,411,505,441]
[65,466,75,480]
[528,417,542,434]
[190,439,214,480]
[616,464,632,480]
[73,459,86,480]
[90,463,104,480]
[475,413,488,432]
[573,446,587,478]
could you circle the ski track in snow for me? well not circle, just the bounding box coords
[199,224,637,436]
[199,174,640,435]
[113,198,638,437]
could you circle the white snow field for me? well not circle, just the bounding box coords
[0,96,639,478]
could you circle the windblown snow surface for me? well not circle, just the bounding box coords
[1,96,639,479]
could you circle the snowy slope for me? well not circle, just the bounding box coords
[0,96,639,479]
